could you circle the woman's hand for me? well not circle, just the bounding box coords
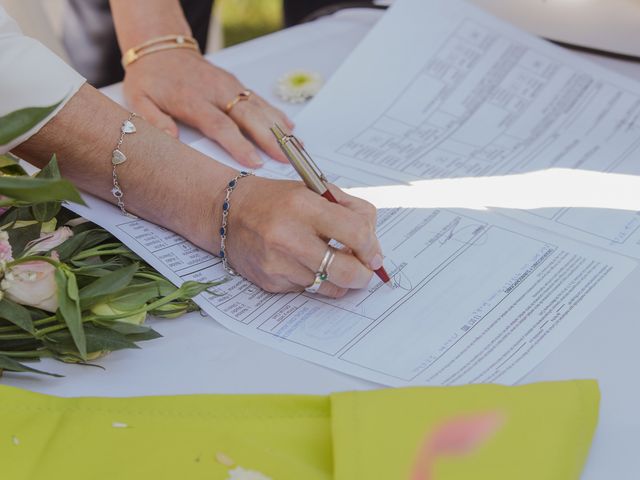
[220,177,384,298]
[123,49,294,168]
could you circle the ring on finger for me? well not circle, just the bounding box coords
[305,247,336,294]
[225,89,252,114]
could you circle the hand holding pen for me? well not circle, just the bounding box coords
[271,124,390,292]
[210,126,387,298]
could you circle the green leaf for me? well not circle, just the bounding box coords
[54,269,86,358]
[31,155,63,221]
[0,155,17,168]
[0,101,62,145]
[67,273,79,301]
[46,325,139,355]
[0,299,35,334]
[31,201,61,223]
[7,222,41,257]
[0,176,84,205]
[0,155,27,176]
[36,155,62,180]
[56,229,112,261]
[95,320,154,335]
[177,281,223,299]
[108,283,161,311]
[94,321,162,342]
[78,263,138,309]
[0,354,62,377]
[125,329,163,343]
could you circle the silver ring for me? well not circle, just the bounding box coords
[305,272,325,294]
[305,247,335,294]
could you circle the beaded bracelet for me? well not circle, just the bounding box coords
[219,171,254,275]
[111,113,137,218]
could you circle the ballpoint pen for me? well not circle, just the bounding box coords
[270,123,391,284]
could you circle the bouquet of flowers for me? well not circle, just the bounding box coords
[0,103,218,378]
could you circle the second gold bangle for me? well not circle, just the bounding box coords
[122,34,199,68]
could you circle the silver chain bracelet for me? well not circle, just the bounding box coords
[219,171,254,275]
[110,112,137,217]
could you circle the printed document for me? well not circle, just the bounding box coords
[67,0,637,386]
[298,0,640,260]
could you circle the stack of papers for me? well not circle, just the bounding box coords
[69,0,638,386]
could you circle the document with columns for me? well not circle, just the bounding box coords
[65,0,637,386]
[298,0,640,261]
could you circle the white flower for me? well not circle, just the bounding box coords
[0,230,13,265]
[2,255,59,312]
[226,466,272,480]
[23,226,73,256]
[275,70,324,103]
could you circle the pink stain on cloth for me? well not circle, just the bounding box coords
[411,411,505,480]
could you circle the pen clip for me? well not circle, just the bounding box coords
[288,135,328,184]
[272,123,328,184]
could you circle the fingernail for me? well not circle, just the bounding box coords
[370,253,384,271]
[249,152,263,167]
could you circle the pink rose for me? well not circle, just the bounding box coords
[23,226,73,255]
[1,255,58,312]
[0,231,12,263]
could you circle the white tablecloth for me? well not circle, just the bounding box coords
[4,9,640,479]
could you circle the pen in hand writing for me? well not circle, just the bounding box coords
[270,123,391,285]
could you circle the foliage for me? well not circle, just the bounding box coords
[0,104,220,378]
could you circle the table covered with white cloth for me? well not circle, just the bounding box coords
[4,8,640,480]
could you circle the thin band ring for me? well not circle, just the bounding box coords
[305,247,336,294]
[225,89,252,114]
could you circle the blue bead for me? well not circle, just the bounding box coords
[223,201,229,211]
[240,171,247,175]
[219,227,225,236]
[219,250,225,258]
[229,180,236,188]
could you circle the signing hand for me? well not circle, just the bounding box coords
[123,49,294,168]
[220,177,384,298]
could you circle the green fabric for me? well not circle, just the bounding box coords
[332,381,600,479]
[0,380,599,479]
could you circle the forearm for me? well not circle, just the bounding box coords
[109,0,192,51]
[12,84,234,252]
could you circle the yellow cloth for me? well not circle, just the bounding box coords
[0,380,599,480]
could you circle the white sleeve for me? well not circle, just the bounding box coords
[0,6,85,154]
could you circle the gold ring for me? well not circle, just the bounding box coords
[224,89,252,114]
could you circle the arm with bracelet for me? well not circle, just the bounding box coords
[1,7,384,299]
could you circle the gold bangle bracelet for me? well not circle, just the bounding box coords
[121,34,199,68]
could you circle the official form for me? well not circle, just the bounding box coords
[66,0,636,386]
[298,0,640,259]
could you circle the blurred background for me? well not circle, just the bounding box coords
[0,0,285,59]
[219,0,283,46]
[0,0,385,87]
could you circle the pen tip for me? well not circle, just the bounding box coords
[375,267,391,284]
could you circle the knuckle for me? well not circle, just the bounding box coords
[209,114,231,131]
[365,202,378,222]
[351,224,371,249]
[261,223,287,250]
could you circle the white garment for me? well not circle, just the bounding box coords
[0,6,85,154]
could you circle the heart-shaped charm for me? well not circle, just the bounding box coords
[121,120,136,134]
[112,149,127,165]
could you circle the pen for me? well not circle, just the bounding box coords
[271,123,391,284]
